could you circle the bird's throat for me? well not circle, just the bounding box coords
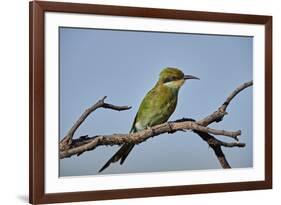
[163,79,184,91]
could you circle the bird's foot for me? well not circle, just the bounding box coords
[147,126,156,136]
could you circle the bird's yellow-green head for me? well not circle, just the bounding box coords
[158,67,199,90]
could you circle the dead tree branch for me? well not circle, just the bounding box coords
[59,81,252,169]
[59,96,131,150]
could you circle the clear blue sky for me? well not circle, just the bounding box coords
[59,27,253,176]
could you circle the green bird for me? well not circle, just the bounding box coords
[99,67,199,172]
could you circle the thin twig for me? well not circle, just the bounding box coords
[197,81,253,126]
[59,96,131,150]
[220,81,253,112]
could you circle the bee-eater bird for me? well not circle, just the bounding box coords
[99,67,199,172]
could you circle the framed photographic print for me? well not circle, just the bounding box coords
[29,1,272,204]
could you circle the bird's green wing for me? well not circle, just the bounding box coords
[132,84,177,130]
[129,113,138,133]
[129,88,157,133]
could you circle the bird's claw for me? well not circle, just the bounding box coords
[147,126,156,135]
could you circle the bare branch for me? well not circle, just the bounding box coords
[194,131,228,168]
[60,121,241,158]
[220,141,246,148]
[60,96,131,150]
[220,81,253,112]
[214,146,231,169]
[197,80,253,126]
[59,81,253,169]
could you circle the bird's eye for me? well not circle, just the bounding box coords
[164,76,176,83]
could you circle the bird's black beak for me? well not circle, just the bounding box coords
[184,75,200,80]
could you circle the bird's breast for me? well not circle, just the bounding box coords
[133,85,178,129]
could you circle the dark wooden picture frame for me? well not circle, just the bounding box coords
[29,1,272,204]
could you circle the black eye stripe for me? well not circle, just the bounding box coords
[164,76,177,83]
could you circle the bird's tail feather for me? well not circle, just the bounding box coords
[120,144,134,165]
[98,144,134,173]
